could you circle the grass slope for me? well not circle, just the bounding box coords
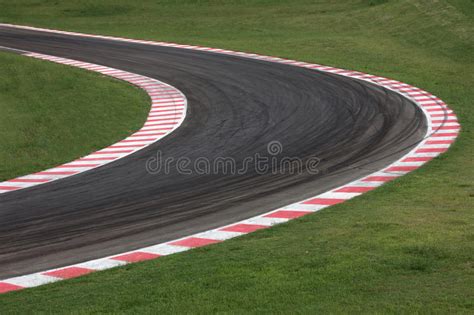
[0,52,149,181]
[0,0,473,313]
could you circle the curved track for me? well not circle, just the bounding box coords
[0,26,426,279]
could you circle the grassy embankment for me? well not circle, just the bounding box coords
[0,0,472,313]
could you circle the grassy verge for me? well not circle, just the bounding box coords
[0,52,149,181]
[0,0,473,313]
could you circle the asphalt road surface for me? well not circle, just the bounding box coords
[0,26,426,279]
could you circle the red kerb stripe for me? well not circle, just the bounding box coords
[264,210,311,219]
[335,186,376,193]
[169,237,221,248]
[302,198,345,205]
[220,224,269,233]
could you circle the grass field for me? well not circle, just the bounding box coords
[0,52,149,181]
[0,0,473,313]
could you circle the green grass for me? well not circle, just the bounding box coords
[0,0,473,313]
[0,52,149,181]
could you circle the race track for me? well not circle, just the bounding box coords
[0,26,426,279]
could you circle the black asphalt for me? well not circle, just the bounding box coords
[0,26,426,279]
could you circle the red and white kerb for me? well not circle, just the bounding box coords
[0,52,187,194]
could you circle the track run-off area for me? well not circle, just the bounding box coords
[0,24,459,293]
